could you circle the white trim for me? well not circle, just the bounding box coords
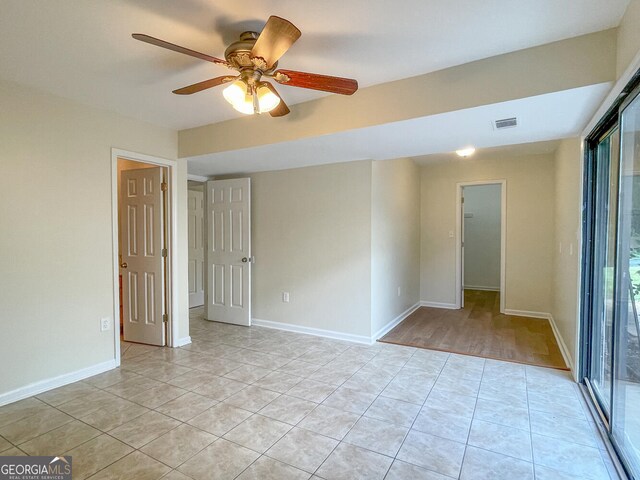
[0,360,116,407]
[252,318,372,345]
[372,302,421,340]
[503,309,551,320]
[174,336,192,347]
[111,149,181,362]
[548,313,574,373]
[463,285,500,292]
[420,301,459,309]
[188,174,209,182]
[455,180,507,313]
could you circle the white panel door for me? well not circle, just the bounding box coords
[206,178,251,326]
[120,167,166,345]
[188,190,205,308]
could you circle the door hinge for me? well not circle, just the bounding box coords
[461,197,465,204]
[161,182,168,192]
[162,314,168,323]
[161,248,167,257]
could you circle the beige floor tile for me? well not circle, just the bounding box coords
[160,471,193,480]
[316,443,392,480]
[423,389,477,418]
[108,411,180,448]
[287,379,336,403]
[0,407,73,444]
[529,409,598,448]
[18,419,100,455]
[79,399,149,431]
[364,396,421,427]
[0,398,49,428]
[56,390,120,418]
[343,416,408,457]
[236,456,310,480]
[223,386,280,412]
[155,391,217,422]
[266,427,338,473]
[192,376,248,400]
[90,451,171,480]
[82,369,142,389]
[0,435,11,452]
[460,445,534,480]
[187,403,253,436]
[36,382,98,406]
[413,407,473,443]
[178,438,259,480]
[322,387,376,415]
[128,384,188,409]
[141,423,217,468]
[223,414,291,453]
[166,370,219,390]
[253,371,303,393]
[397,430,466,478]
[297,405,359,440]
[224,364,272,383]
[531,433,609,479]
[473,397,529,430]
[385,460,451,480]
[64,434,133,480]
[468,419,532,461]
[259,395,317,425]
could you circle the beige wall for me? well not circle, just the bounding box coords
[420,153,555,313]
[0,78,182,398]
[551,138,582,368]
[371,158,421,335]
[617,0,640,78]
[249,161,373,339]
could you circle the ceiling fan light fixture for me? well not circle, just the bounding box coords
[223,79,281,115]
[456,147,476,158]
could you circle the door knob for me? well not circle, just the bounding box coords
[241,257,248,263]
[120,262,128,269]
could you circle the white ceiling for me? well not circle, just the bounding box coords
[186,82,611,175]
[0,0,628,130]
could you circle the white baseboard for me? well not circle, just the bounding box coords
[252,318,372,345]
[0,359,117,407]
[373,302,420,341]
[420,301,459,309]
[503,309,551,320]
[548,314,574,373]
[464,285,500,292]
[174,336,192,348]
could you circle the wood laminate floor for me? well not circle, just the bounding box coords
[380,289,568,370]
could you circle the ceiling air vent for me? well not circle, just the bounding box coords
[494,117,518,130]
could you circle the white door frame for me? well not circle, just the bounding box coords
[111,148,179,366]
[455,180,507,313]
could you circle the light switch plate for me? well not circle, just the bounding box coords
[101,317,111,332]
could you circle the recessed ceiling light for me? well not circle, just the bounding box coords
[456,147,476,158]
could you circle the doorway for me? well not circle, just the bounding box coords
[111,149,179,363]
[456,180,506,313]
[188,181,205,308]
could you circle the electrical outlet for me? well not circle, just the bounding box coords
[397,286,401,297]
[282,292,290,303]
[101,317,111,332]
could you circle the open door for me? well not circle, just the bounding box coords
[206,178,252,326]
[120,167,166,346]
[188,189,205,307]
[461,192,465,308]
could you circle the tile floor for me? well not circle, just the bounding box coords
[0,307,621,479]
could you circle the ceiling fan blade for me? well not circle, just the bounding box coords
[251,16,301,68]
[173,76,237,95]
[264,83,290,117]
[273,69,358,95]
[132,33,229,67]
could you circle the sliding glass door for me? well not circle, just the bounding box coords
[589,127,619,413]
[611,90,640,475]
[583,82,640,479]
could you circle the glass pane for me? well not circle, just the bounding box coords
[590,128,619,413]
[613,91,640,476]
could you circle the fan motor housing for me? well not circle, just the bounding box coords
[224,31,275,72]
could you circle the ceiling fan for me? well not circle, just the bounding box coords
[132,16,359,117]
